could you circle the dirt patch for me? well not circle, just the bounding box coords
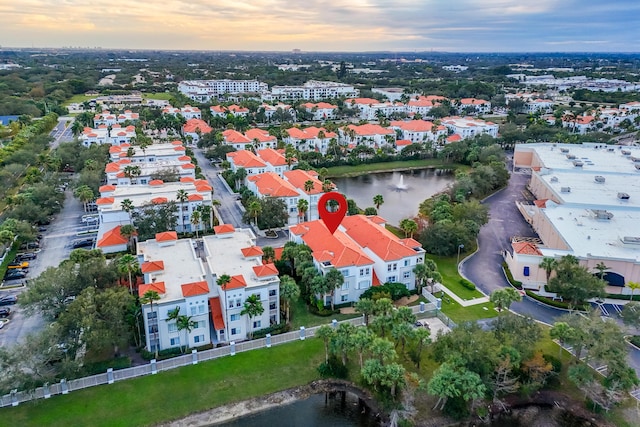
[157,380,387,427]
[395,295,420,306]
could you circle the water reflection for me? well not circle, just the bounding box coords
[333,169,454,225]
[218,392,380,427]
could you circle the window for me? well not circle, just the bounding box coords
[198,304,205,314]
[341,281,349,290]
[404,260,410,267]
[235,299,242,308]
[269,289,277,297]
[417,257,423,263]
[341,295,348,302]
[392,263,397,271]
[228,300,234,309]
[231,327,240,335]
[147,311,157,320]
[148,325,158,333]
[168,322,178,333]
[190,306,197,316]
[194,335,205,343]
[403,271,411,279]
[230,314,240,321]
[386,276,397,283]
[170,337,180,346]
[269,302,276,310]
[387,264,392,272]
[357,280,370,290]
[253,320,261,329]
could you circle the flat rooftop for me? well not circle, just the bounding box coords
[137,238,206,302]
[521,143,640,175]
[540,204,640,261]
[99,182,210,211]
[203,230,275,289]
[538,170,640,210]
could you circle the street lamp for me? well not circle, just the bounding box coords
[457,244,465,265]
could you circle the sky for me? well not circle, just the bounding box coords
[1,0,639,52]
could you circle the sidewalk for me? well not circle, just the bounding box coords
[438,284,489,307]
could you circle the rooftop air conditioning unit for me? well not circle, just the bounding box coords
[622,150,631,155]
[566,154,576,159]
[573,160,583,167]
[635,164,640,170]
[592,209,614,220]
[560,148,569,153]
[631,156,640,163]
[550,176,558,183]
[594,176,605,183]
[560,187,571,193]
[617,192,630,200]
[622,236,640,245]
[608,148,615,152]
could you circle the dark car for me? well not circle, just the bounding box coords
[72,239,94,249]
[0,295,18,306]
[4,270,26,280]
[0,307,10,318]
[16,252,37,261]
[38,226,47,232]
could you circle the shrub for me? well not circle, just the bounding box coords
[501,262,522,289]
[360,282,411,301]
[141,343,214,360]
[83,356,131,375]
[252,323,291,339]
[459,279,476,291]
[524,290,588,311]
[317,355,348,379]
[309,303,339,317]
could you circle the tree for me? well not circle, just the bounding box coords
[304,180,314,192]
[621,302,640,330]
[176,313,197,354]
[262,246,275,264]
[119,224,136,252]
[121,198,135,223]
[399,218,418,238]
[594,262,609,280]
[73,185,94,212]
[241,294,264,339]
[538,257,558,283]
[412,327,431,368]
[332,323,355,365]
[234,168,247,191]
[355,298,376,326]
[549,321,575,357]
[548,258,606,308]
[352,328,374,369]
[175,189,189,232]
[190,210,201,238]
[279,275,300,324]
[217,274,232,341]
[297,199,309,223]
[117,254,139,294]
[490,288,522,313]
[315,325,335,364]
[248,200,262,227]
[413,259,442,294]
[373,194,384,211]
[369,337,397,365]
[428,361,486,411]
[391,322,414,355]
[140,290,161,359]
[627,281,640,300]
[323,269,344,311]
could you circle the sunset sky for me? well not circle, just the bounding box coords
[1,0,639,52]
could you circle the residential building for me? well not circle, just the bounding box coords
[441,116,499,139]
[182,119,213,144]
[268,80,358,101]
[372,88,418,102]
[457,98,491,115]
[260,103,296,122]
[245,129,278,150]
[226,148,293,177]
[562,115,596,134]
[162,105,202,120]
[509,143,640,291]
[94,110,139,126]
[246,173,301,225]
[284,127,337,154]
[346,98,406,120]
[390,120,447,144]
[178,79,269,102]
[137,227,280,352]
[210,104,250,118]
[301,102,338,120]
[80,124,136,147]
[339,124,395,149]
[289,215,425,304]
[525,99,554,114]
[109,141,187,163]
[406,95,446,117]
[104,157,195,186]
[281,169,325,221]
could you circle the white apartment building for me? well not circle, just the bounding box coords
[457,98,491,115]
[226,148,293,177]
[210,105,250,118]
[284,127,337,155]
[289,215,425,305]
[246,172,301,225]
[162,105,202,120]
[339,124,395,149]
[441,116,499,139]
[346,98,406,120]
[268,80,358,101]
[261,103,296,121]
[301,102,338,120]
[406,95,447,117]
[109,141,187,163]
[222,129,278,151]
[80,124,136,147]
[104,158,195,186]
[94,110,139,127]
[178,79,268,102]
[138,227,280,352]
[389,120,447,144]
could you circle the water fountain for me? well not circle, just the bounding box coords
[395,174,408,191]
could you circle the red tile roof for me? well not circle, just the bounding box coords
[253,263,279,277]
[181,163,196,169]
[346,124,394,136]
[283,169,323,194]
[246,128,277,143]
[341,215,417,261]
[224,274,247,290]
[139,282,166,297]
[285,126,336,140]
[214,224,235,234]
[99,184,116,192]
[183,119,212,134]
[534,199,548,208]
[151,197,168,204]
[223,129,251,144]
[248,172,299,197]
[256,148,287,166]
[512,241,543,256]
[209,297,225,329]
[156,231,178,242]
[149,179,164,186]
[105,163,121,173]
[96,197,114,205]
[241,246,264,257]
[390,120,443,132]
[96,225,128,248]
[227,150,266,168]
[181,280,209,297]
[188,194,203,201]
[141,260,165,273]
[180,177,196,182]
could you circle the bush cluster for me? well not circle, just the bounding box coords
[459,279,476,291]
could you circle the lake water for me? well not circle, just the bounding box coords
[333,169,455,225]
[218,392,381,427]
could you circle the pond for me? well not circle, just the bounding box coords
[218,392,381,427]
[333,169,455,225]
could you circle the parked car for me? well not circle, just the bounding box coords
[0,295,18,306]
[7,261,29,270]
[38,226,47,232]
[72,239,94,249]
[16,252,37,261]
[0,307,11,318]
[4,270,26,280]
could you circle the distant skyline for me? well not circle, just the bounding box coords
[1,0,639,53]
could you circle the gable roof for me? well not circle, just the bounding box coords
[181,280,209,297]
[241,246,264,257]
[96,225,128,248]
[253,263,279,277]
[141,260,165,273]
[248,172,299,197]
[226,150,267,168]
[225,274,247,290]
[256,148,288,166]
[341,215,419,261]
[156,231,178,242]
[214,223,235,234]
[283,169,323,194]
[183,119,212,134]
[138,282,166,297]
[512,241,543,256]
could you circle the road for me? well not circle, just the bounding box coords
[0,189,87,348]
[192,149,290,247]
[49,117,75,149]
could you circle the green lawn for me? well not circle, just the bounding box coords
[0,339,323,427]
[439,295,498,323]
[289,297,360,329]
[427,254,485,300]
[142,92,174,101]
[63,94,96,106]
[326,160,463,178]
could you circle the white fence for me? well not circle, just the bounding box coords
[0,304,451,408]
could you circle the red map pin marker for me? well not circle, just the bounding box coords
[318,192,347,235]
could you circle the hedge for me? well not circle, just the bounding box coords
[252,323,291,339]
[524,290,588,311]
[459,279,476,291]
[501,262,523,289]
[142,343,214,361]
[359,282,411,301]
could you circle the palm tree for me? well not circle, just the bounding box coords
[217,274,232,341]
[304,180,315,193]
[176,314,197,353]
[594,262,609,280]
[191,210,201,238]
[538,257,558,283]
[628,281,640,301]
[322,179,333,193]
[315,325,335,364]
[399,218,418,238]
[120,198,135,223]
[297,199,309,223]
[262,246,275,264]
[241,294,264,339]
[248,200,262,228]
[119,224,137,252]
[140,290,161,359]
[490,288,522,313]
[279,275,300,324]
[373,194,384,211]
[117,254,139,294]
[176,189,189,232]
[74,185,95,212]
[235,168,248,191]
[199,204,213,231]
[123,165,142,182]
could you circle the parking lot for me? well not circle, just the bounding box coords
[0,188,89,348]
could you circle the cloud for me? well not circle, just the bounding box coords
[0,0,637,51]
